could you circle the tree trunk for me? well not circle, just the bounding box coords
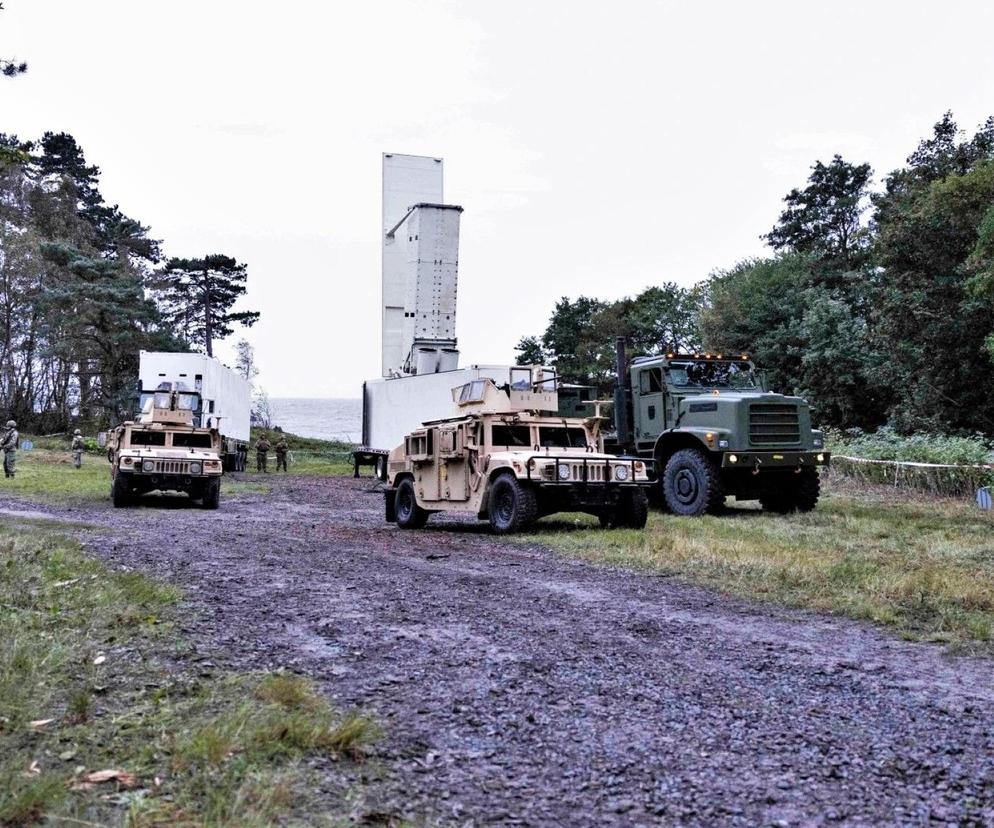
[203,265,213,357]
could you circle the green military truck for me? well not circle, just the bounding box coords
[610,339,829,515]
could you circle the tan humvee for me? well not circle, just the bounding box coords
[106,383,224,508]
[385,368,652,534]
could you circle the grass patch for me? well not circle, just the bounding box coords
[530,483,994,649]
[248,428,355,477]
[4,441,271,502]
[0,525,378,827]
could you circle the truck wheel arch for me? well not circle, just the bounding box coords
[652,431,714,472]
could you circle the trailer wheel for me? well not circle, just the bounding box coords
[201,478,221,510]
[395,478,429,529]
[662,448,724,516]
[488,474,538,535]
[111,474,133,508]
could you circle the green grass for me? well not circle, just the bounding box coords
[0,521,379,827]
[249,428,355,477]
[529,480,994,649]
[4,442,269,503]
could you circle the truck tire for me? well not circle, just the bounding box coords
[761,468,820,514]
[395,478,429,529]
[111,474,132,508]
[662,448,724,516]
[795,467,820,512]
[488,474,538,535]
[201,478,221,510]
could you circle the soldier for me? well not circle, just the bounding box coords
[71,428,85,469]
[1,419,18,478]
[256,435,272,473]
[275,436,289,472]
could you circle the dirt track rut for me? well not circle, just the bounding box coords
[5,476,994,826]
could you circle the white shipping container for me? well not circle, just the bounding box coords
[138,351,252,444]
[363,365,520,453]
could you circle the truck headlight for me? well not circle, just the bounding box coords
[813,437,824,448]
[728,454,738,464]
[557,464,571,481]
[614,465,630,481]
[817,453,825,463]
[142,460,154,472]
[718,439,729,449]
[189,462,202,475]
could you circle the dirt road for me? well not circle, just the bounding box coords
[5,476,993,826]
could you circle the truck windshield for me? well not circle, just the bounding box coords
[173,433,213,449]
[667,361,758,389]
[538,426,588,449]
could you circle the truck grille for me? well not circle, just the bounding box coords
[565,463,607,482]
[749,403,800,445]
[148,459,192,475]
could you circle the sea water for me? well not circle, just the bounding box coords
[268,398,361,443]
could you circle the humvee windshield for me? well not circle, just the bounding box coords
[491,425,532,448]
[129,430,167,446]
[538,426,588,449]
[667,361,758,389]
[173,433,214,449]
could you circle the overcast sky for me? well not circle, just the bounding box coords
[3,1,993,397]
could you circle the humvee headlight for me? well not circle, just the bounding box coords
[728,454,738,464]
[557,464,571,481]
[189,462,202,475]
[718,439,729,449]
[142,459,154,472]
[614,465,630,481]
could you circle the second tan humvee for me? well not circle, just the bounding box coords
[385,368,652,534]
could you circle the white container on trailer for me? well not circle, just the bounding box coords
[138,351,251,468]
[363,365,521,454]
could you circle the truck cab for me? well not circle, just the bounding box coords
[620,351,829,515]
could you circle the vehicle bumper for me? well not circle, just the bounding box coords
[721,451,830,469]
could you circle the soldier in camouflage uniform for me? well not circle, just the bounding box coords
[275,436,289,472]
[256,435,272,473]
[71,428,85,469]
[2,419,18,478]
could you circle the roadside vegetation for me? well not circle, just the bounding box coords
[0,519,378,827]
[531,474,994,651]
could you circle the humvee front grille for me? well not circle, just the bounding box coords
[148,459,192,475]
[749,403,800,445]
[567,463,606,482]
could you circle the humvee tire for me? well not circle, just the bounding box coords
[111,474,132,508]
[488,474,538,535]
[202,478,221,510]
[395,478,429,529]
[662,448,724,516]
[761,468,820,514]
[613,488,649,529]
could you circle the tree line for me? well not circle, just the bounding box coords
[0,131,259,431]
[517,112,994,436]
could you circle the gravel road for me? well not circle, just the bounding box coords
[5,475,994,826]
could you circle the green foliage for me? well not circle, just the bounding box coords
[0,131,189,431]
[834,427,993,465]
[156,254,260,357]
[765,154,873,273]
[523,285,701,390]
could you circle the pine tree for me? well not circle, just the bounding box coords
[156,255,260,357]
